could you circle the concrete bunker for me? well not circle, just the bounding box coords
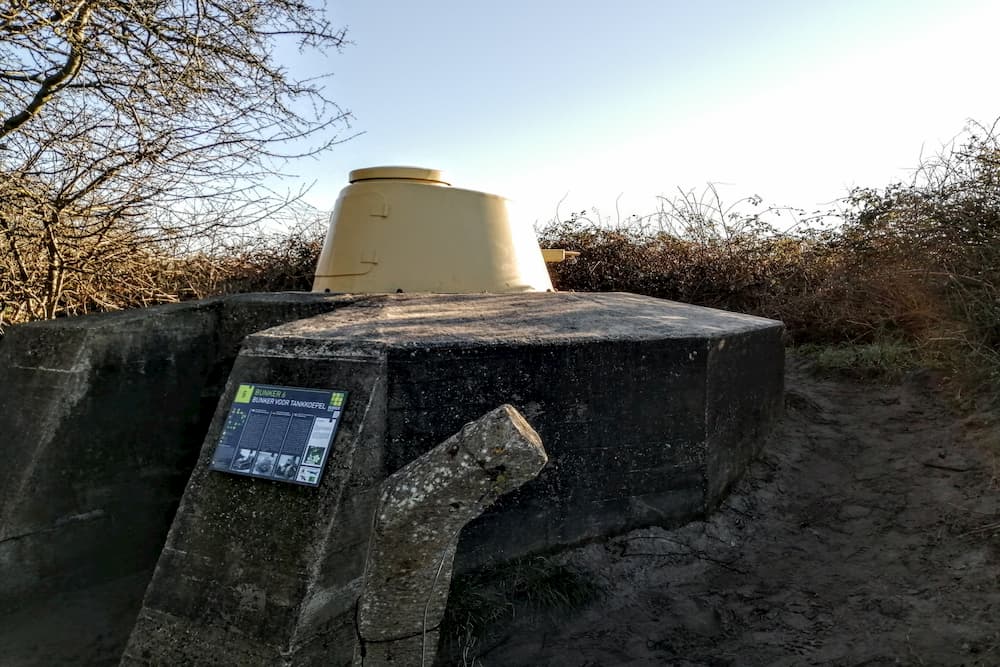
[0,168,783,665]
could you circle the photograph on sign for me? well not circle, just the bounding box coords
[210,383,348,487]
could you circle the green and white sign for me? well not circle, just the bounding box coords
[210,383,348,487]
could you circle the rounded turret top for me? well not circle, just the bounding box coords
[348,166,450,185]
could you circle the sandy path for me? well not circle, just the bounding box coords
[452,356,1000,666]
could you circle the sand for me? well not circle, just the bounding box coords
[444,355,1000,666]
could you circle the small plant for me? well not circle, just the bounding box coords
[795,341,921,382]
[437,555,603,661]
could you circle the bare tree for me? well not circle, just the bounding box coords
[0,0,351,327]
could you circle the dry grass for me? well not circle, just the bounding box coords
[538,121,1000,399]
[0,219,326,332]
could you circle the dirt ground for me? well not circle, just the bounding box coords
[0,571,149,666]
[454,355,1000,666]
[4,354,998,666]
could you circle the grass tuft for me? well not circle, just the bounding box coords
[795,341,921,382]
[437,555,603,659]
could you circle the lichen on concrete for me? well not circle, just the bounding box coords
[354,404,547,666]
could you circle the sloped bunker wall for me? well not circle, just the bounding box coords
[124,292,783,665]
[0,293,356,617]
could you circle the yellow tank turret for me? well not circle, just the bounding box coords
[312,166,555,293]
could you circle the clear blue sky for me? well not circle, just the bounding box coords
[278,0,1000,228]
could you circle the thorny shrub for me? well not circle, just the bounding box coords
[542,119,1000,393]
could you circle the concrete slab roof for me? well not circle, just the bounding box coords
[250,292,782,350]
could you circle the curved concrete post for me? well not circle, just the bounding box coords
[354,404,547,666]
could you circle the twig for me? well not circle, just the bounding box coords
[959,521,1000,536]
[921,461,974,473]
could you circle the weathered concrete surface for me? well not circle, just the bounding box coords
[121,292,781,666]
[0,293,356,616]
[252,292,785,573]
[355,405,547,666]
[121,346,390,666]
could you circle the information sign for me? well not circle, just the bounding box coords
[210,383,347,487]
